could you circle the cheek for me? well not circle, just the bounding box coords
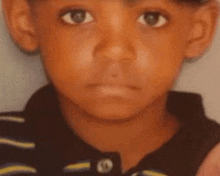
[137,32,185,92]
[39,28,97,88]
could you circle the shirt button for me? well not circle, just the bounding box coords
[97,158,113,174]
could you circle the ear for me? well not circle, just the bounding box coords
[185,1,220,59]
[2,0,38,52]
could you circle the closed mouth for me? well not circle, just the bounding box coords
[85,83,141,98]
[86,83,140,90]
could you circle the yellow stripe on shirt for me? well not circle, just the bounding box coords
[63,162,91,172]
[0,165,37,175]
[0,116,25,123]
[0,138,35,149]
[142,170,168,176]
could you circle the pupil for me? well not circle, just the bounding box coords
[71,10,86,23]
[144,12,159,26]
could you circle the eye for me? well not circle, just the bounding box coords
[61,10,93,25]
[138,12,168,28]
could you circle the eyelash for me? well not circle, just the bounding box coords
[60,9,168,28]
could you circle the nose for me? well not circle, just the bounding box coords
[93,25,136,63]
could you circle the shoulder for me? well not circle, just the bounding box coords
[0,112,37,175]
[167,90,220,175]
[0,85,61,175]
[187,117,220,176]
[196,142,220,176]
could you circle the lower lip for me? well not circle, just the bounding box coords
[93,85,138,97]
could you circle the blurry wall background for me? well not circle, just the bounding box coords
[1,2,220,122]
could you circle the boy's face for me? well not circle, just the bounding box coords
[26,0,204,120]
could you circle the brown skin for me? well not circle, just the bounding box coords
[2,0,219,171]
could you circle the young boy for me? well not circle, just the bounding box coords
[1,0,220,175]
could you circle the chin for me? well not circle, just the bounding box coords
[86,103,141,122]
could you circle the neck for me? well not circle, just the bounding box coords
[59,94,180,171]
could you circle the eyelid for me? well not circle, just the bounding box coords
[59,6,94,16]
[137,8,170,22]
[138,6,171,20]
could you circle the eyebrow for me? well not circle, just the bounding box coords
[69,0,144,7]
[124,0,139,3]
[123,0,143,7]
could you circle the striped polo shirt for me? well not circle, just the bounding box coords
[1,85,220,176]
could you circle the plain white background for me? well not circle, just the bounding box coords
[0,2,220,122]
